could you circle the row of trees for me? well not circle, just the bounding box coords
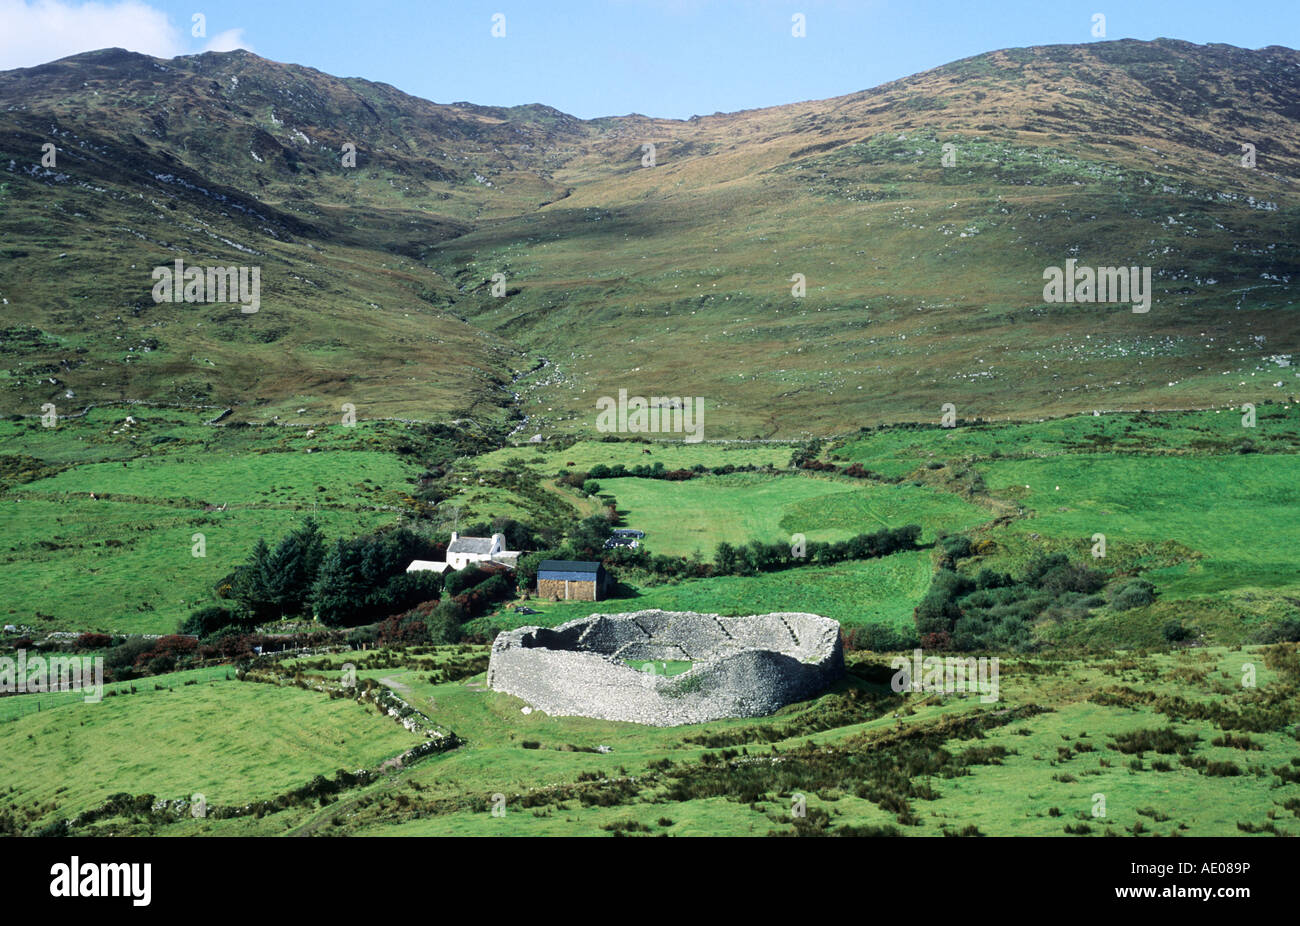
[514,522,924,589]
[581,461,770,482]
[714,525,922,576]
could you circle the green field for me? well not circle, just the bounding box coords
[834,407,1300,476]
[980,454,1300,599]
[470,440,797,474]
[596,472,989,556]
[469,551,934,635]
[0,408,428,634]
[15,642,1287,838]
[3,406,1299,837]
[0,666,422,825]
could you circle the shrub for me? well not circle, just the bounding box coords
[844,624,920,652]
[938,534,973,562]
[180,604,242,639]
[427,600,467,644]
[1110,579,1157,611]
[1162,620,1191,643]
[75,632,114,651]
[444,566,489,598]
[104,638,155,678]
[1250,619,1300,644]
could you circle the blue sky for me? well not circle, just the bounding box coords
[3,0,1297,118]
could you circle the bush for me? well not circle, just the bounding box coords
[1161,620,1191,643]
[427,599,467,644]
[1110,578,1156,611]
[1249,618,1300,644]
[180,604,241,639]
[938,534,973,563]
[844,624,920,652]
[914,554,1110,652]
[346,625,379,649]
[375,570,444,613]
[443,566,489,598]
[74,632,115,651]
[104,638,155,678]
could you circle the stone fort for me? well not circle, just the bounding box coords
[486,609,844,726]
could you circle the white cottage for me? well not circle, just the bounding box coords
[406,531,519,575]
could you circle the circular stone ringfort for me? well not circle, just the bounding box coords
[486,610,845,726]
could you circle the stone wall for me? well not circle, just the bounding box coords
[486,610,844,726]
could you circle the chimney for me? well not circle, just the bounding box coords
[491,532,505,552]
[450,531,458,542]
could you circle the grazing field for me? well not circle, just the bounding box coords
[74,642,1298,838]
[18,448,415,509]
[598,472,987,556]
[0,407,429,634]
[833,407,1300,476]
[0,666,423,829]
[0,498,390,634]
[979,454,1300,599]
[469,440,796,475]
[467,551,934,635]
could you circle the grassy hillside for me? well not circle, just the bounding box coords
[0,406,452,634]
[0,665,422,828]
[7,642,1291,837]
[2,39,1298,435]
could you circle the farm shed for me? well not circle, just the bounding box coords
[537,560,610,602]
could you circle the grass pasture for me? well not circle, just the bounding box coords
[470,439,796,475]
[834,407,1300,476]
[594,472,989,556]
[468,551,934,635]
[0,666,422,828]
[979,453,1300,600]
[1,408,426,634]
[187,643,1300,837]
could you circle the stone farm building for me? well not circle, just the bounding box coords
[406,531,520,575]
[537,560,610,601]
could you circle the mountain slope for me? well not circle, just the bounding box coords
[1,39,1297,435]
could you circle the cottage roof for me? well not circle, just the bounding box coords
[448,535,496,555]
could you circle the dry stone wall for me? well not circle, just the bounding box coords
[486,610,844,726]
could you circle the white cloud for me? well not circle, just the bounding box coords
[0,0,251,70]
[202,27,252,54]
